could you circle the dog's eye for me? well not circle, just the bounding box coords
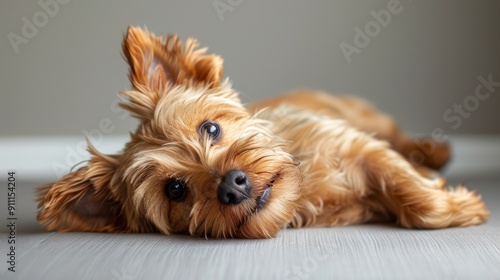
[164,179,187,201]
[199,121,221,141]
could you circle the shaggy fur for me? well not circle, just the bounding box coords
[36,26,489,239]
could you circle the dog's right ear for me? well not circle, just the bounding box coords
[36,144,126,232]
[121,26,224,120]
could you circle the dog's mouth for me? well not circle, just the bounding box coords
[252,171,281,213]
[254,186,272,212]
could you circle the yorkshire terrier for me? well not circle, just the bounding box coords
[36,26,489,238]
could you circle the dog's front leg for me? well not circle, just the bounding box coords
[356,138,489,229]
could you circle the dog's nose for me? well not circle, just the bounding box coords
[218,170,251,205]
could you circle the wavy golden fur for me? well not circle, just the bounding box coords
[36,26,489,238]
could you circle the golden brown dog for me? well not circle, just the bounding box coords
[36,26,489,238]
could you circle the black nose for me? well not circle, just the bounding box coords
[218,170,251,205]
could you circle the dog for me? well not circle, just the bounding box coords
[36,26,489,238]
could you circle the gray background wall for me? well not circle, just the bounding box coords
[1,0,499,137]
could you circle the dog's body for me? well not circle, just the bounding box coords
[36,27,488,238]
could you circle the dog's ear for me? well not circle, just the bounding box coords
[121,26,224,120]
[36,144,126,232]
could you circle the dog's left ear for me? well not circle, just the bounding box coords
[36,145,126,232]
[121,26,224,120]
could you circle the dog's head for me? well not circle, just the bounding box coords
[37,27,302,238]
